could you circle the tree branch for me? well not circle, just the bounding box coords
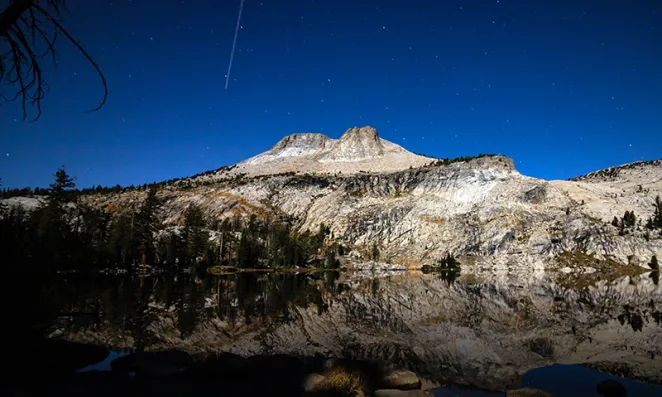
[1,0,107,121]
[0,0,34,38]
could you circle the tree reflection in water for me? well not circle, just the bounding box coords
[45,271,342,347]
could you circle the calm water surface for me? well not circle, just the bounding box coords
[28,269,662,395]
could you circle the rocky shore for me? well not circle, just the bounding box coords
[3,338,655,397]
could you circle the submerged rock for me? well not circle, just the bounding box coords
[373,389,433,397]
[110,350,192,377]
[596,379,627,397]
[506,388,554,397]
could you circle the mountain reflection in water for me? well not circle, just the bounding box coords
[38,269,662,391]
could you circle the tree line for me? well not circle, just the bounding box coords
[0,168,343,273]
[611,196,662,237]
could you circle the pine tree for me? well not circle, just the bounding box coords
[135,187,161,265]
[646,218,654,230]
[49,166,76,206]
[650,255,659,271]
[181,203,208,267]
[34,166,77,269]
[611,217,620,227]
[0,179,6,217]
[371,242,380,261]
[237,230,257,268]
[622,211,636,228]
[157,231,182,267]
[107,213,136,267]
[653,195,662,229]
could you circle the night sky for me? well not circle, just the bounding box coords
[1,0,661,189]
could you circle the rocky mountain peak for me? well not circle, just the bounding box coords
[341,125,380,141]
[235,126,434,175]
[325,126,386,161]
[270,133,334,157]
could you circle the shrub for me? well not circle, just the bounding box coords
[527,337,554,358]
[316,367,367,397]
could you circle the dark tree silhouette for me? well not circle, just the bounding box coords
[0,0,107,121]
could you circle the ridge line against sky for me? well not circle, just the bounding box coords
[1,0,660,189]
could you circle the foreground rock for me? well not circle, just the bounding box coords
[302,373,325,392]
[380,368,421,390]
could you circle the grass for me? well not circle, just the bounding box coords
[419,216,445,225]
[553,250,648,290]
[418,314,448,325]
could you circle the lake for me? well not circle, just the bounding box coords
[4,267,662,396]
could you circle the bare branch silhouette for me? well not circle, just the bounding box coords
[0,0,107,122]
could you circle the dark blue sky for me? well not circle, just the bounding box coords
[1,0,660,189]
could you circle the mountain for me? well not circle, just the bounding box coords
[69,126,662,269]
[206,126,434,177]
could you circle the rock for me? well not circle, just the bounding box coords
[302,373,325,392]
[506,388,554,397]
[373,389,433,397]
[110,350,192,377]
[596,379,627,397]
[323,358,341,370]
[380,369,421,390]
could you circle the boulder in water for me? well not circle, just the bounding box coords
[506,388,554,397]
[373,389,433,397]
[380,368,421,390]
[596,379,627,397]
[110,350,192,377]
